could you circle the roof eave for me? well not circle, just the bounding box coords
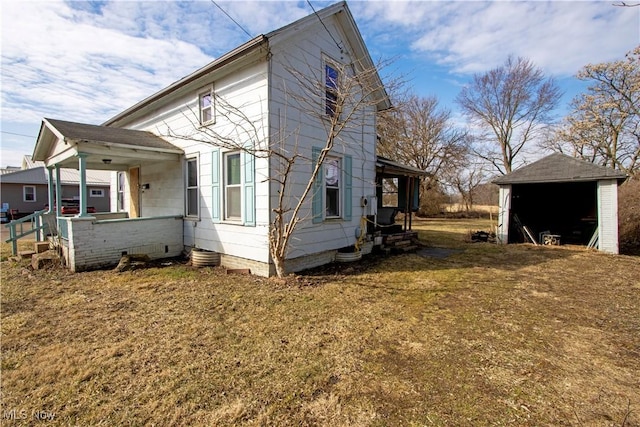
[103,35,269,127]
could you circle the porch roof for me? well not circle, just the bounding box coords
[33,118,183,170]
[376,156,428,178]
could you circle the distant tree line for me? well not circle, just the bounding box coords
[377,45,640,215]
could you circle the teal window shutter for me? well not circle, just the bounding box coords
[343,154,352,221]
[211,150,221,223]
[242,149,255,226]
[312,147,323,224]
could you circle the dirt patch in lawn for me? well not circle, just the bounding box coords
[1,219,639,426]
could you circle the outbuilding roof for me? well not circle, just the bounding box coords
[493,153,628,185]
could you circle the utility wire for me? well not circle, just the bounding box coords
[306,0,343,53]
[1,130,36,139]
[211,0,253,39]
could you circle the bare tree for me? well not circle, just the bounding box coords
[168,57,390,277]
[545,46,640,175]
[443,161,486,213]
[378,94,469,213]
[456,55,562,174]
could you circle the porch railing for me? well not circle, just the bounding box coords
[4,210,48,255]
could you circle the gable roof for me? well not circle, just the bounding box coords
[32,118,183,169]
[493,153,628,185]
[42,118,178,151]
[104,1,389,127]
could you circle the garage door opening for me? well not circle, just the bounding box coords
[509,181,597,245]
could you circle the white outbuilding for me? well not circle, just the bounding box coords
[494,153,627,254]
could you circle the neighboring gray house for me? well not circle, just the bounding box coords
[0,156,111,218]
[494,153,627,254]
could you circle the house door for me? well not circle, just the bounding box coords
[129,167,140,218]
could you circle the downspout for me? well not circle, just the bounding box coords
[266,44,274,270]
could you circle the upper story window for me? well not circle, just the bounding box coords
[23,185,36,202]
[325,63,339,117]
[325,157,341,218]
[186,157,199,218]
[199,87,214,124]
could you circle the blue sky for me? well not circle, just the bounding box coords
[1,0,638,167]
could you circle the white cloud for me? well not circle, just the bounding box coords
[1,1,215,125]
[356,1,639,77]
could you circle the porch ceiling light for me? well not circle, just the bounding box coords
[102,159,112,164]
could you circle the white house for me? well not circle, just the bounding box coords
[30,2,425,275]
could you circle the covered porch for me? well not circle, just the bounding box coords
[32,118,186,271]
[372,156,427,250]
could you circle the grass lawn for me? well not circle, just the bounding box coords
[1,218,639,426]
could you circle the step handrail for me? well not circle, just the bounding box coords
[4,209,49,255]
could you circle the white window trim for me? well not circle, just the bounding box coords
[89,188,105,197]
[117,172,126,212]
[324,156,341,219]
[198,85,215,125]
[186,157,200,219]
[23,185,36,202]
[223,151,242,222]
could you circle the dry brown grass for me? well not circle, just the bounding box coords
[2,219,639,426]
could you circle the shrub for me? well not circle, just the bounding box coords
[619,177,640,255]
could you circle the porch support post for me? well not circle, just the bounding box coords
[55,166,62,217]
[46,167,55,213]
[77,153,90,217]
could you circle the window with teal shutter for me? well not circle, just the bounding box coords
[312,147,323,223]
[242,149,255,226]
[211,150,221,223]
[343,155,352,221]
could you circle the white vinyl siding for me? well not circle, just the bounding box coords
[497,185,511,244]
[597,179,619,254]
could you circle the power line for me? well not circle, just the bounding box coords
[306,0,343,53]
[210,0,253,39]
[1,130,36,139]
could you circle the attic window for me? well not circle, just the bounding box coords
[199,89,214,124]
[325,63,339,117]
